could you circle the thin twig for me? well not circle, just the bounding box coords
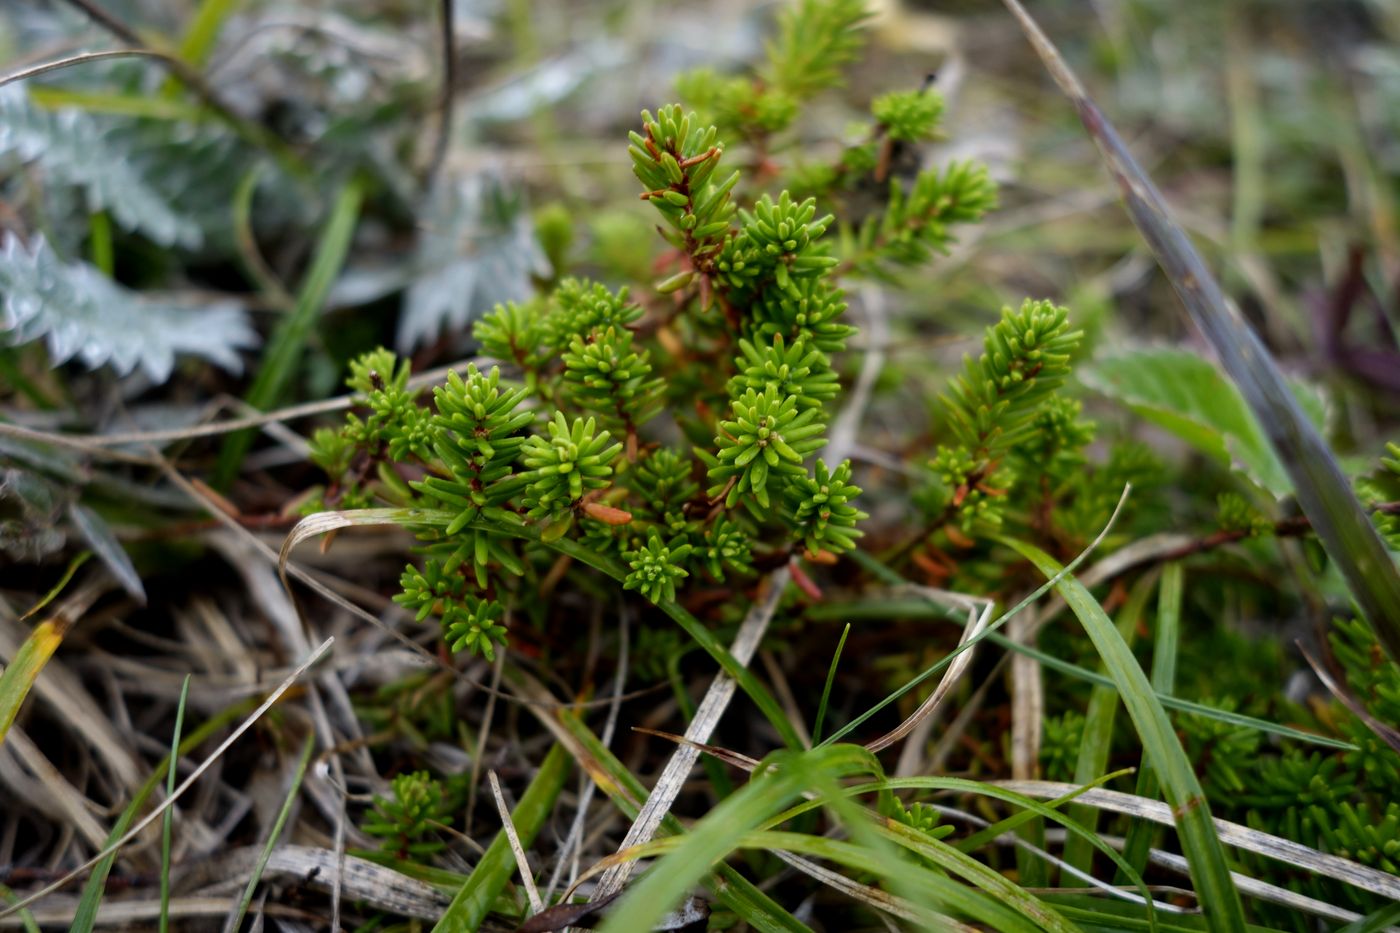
[55,0,293,165]
[425,0,456,189]
[466,650,505,837]
[488,771,543,915]
[0,49,177,89]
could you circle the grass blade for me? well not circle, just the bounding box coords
[0,582,94,739]
[551,707,811,932]
[806,594,1354,751]
[1062,571,1156,875]
[158,675,191,933]
[432,743,571,933]
[0,890,35,933]
[6,639,331,922]
[69,692,264,933]
[1119,562,1183,881]
[597,746,882,933]
[999,0,1400,662]
[0,620,66,745]
[225,731,316,933]
[761,772,1155,917]
[812,622,850,744]
[1001,538,1246,932]
[215,178,364,487]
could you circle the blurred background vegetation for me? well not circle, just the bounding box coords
[1,0,1398,929]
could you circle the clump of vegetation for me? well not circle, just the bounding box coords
[1,0,1398,931]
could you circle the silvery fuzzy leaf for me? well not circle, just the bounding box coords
[395,172,548,352]
[0,87,203,249]
[0,234,257,384]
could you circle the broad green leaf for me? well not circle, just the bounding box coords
[1081,347,1324,499]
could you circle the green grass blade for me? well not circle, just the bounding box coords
[554,708,811,932]
[69,695,262,933]
[805,595,1353,751]
[175,0,243,67]
[870,820,1076,932]
[764,827,1046,932]
[1001,538,1246,933]
[1063,572,1156,875]
[432,743,571,933]
[25,87,207,121]
[1119,562,1183,882]
[0,886,39,933]
[1043,895,1286,933]
[823,535,1118,749]
[609,829,994,931]
[758,772,1155,922]
[19,552,90,622]
[0,619,65,745]
[158,675,191,933]
[1000,0,1400,663]
[812,622,850,744]
[225,731,316,933]
[1338,902,1400,933]
[801,767,1072,933]
[598,746,882,933]
[215,178,364,487]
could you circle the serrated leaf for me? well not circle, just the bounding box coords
[396,172,548,352]
[67,503,145,603]
[1081,347,1326,499]
[0,87,202,249]
[0,233,256,383]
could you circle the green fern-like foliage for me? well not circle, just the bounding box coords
[305,105,856,650]
[306,30,1019,661]
[362,771,450,859]
[846,161,998,276]
[930,300,1083,531]
[871,89,945,142]
[761,0,871,100]
[306,77,1011,660]
[706,385,828,510]
[518,413,623,524]
[1360,441,1400,549]
[624,530,693,605]
[786,459,867,558]
[675,0,870,145]
[562,325,664,441]
[441,595,509,660]
[716,192,837,298]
